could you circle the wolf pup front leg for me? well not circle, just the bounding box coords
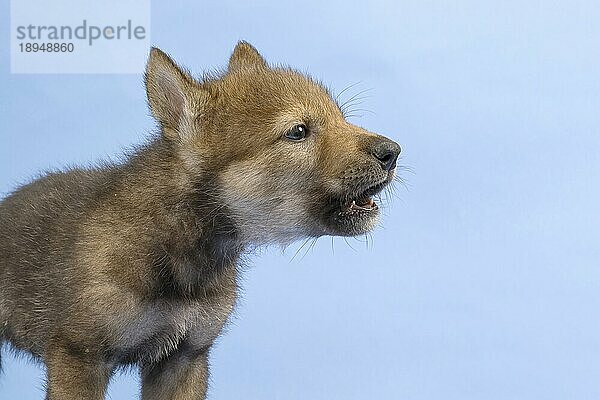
[45,346,111,400]
[140,346,209,400]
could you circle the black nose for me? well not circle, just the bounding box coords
[371,138,401,171]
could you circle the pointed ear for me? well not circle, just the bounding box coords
[228,41,267,72]
[145,47,200,139]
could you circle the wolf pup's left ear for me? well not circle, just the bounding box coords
[145,47,202,140]
[228,41,267,72]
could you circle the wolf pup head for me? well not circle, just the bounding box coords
[145,42,401,246]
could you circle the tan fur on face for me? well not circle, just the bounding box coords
[195,44,391,242]
[141,42,396,243]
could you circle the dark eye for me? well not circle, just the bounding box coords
[284,124,308,141]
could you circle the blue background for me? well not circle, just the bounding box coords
[1,1,599,399]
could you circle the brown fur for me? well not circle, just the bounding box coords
[0,42,400,399]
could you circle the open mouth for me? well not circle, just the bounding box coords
[340,181,387,215]
[320,174,393,236]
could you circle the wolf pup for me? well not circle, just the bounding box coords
[0,42,401,399]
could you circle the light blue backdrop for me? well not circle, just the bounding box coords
[1,1,599,399]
